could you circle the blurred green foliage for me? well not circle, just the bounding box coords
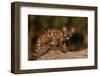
[28,15,88,35]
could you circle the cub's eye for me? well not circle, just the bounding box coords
[64,35,66,37]
[69,34,72,38]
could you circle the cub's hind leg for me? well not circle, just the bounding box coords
[34,45,51,59]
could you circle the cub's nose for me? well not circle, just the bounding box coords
[65,35,72,40]
[65,37,70,40]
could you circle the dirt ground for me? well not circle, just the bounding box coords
[37,48,88,60]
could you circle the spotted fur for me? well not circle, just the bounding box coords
[32,26,74,59]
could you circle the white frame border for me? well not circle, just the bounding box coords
[20,6,95,70]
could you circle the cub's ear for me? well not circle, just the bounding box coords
[63,25,75,33]
[71,28,75,33]
[62,26,67,32]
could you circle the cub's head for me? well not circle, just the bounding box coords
[62,24,75,40]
